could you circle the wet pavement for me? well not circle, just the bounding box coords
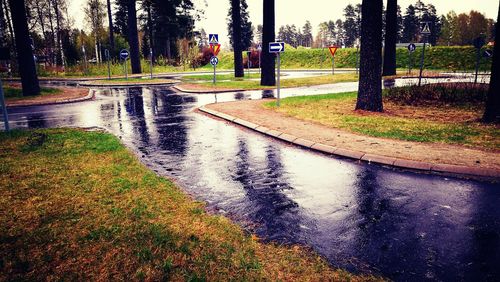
[2,82,499,281]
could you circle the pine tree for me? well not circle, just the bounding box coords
[227,0,253,50]
[230,0,243,77]
[356,0,383,112]
[302,21,313,47]
[7,0,40,96]
[402,5,418,42]
[382,0,397,76]
[260,0,275,86]
[483,4,499,123]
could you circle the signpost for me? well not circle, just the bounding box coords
[473,36,486,85]
[120,49,130,80]
[209,34,219,45]
[407,43,416,75]
[257,43,262,74]
[0,78,9,131]
[355,39,360,74]
[82,45,88,75]
[269,42,285,106]
[105,49,111,80]
[418,22,431,86]
[484,49,493,58]
[328,46,339,75]
[210,56,219,84]
[149,48,153,79]
[246,51,252,78]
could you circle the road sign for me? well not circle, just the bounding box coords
[209,34,219,44]
[269,42,285,53]
[120,49,130,60]
[408,43,416,53]
[257,43,262,51]
[210,44,221,56]
[328,46,339,57]
[484,49,493,58]
[421,22,431,34]
[210,56,219,66]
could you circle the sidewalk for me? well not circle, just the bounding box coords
[201,100,500,179]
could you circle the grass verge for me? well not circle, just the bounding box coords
[84,78,177,85]
[264,92,499,150]
[0,128,380,281]
[191,73,359,90]
[3,86,62,100]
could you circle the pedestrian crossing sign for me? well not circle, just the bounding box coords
[209,34,219,44]
[421,22,431,34]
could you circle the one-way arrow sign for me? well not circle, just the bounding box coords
[269,42,285,53]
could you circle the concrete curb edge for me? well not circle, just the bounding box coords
[199,106,500,179]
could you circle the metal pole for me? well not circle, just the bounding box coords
[332,57,335,75]
[106,50,111,80]
[247,52,251,78]
[259,50,261,74]
[213,64,216,85]
[418,37,427,86]
[0,79,9,131]
[277,53,281,107]
[125,59,128,80]
[356,46,359,74]
[150,48,153,79]
[474,48,481,85]
[408,51,412,75]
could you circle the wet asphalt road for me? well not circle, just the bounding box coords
[2,83,499,281]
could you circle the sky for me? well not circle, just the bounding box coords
[69,0,499,46]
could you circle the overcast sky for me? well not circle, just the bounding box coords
[69,0,499,46]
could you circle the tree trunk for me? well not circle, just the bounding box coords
[53,0,65,69]
[356,0,383,112]
[260,0,275,86]
[7,0,40,96]
[231,0,244,77]
[382,0,397,76]
[47,0,56,65]
[483,4,500,123]
[127,0,141,74]
[2,0,14,47]
[106,0,115,53]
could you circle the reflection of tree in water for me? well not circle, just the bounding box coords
[232,139,304,243]
[124,87,150,147]
[463,186,500,281]
[26,113,47,128]
[261,89,275,99]
[152,88,191,156]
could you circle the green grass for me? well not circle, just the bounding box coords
[3,86,62,100]
[85,78,176,85]
[0,128,381,281]
[264,92,499,149]
[192,73,359,90]
[183,72,265,81]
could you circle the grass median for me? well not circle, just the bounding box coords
[0,128,380,281]
[182,73,359,91]
[264,92,499,150]
[3,86,62,100]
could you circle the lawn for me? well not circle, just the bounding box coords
[189,73,359,90]
[2,86,62,100]
[264,92,499,150]
[0,129,380,281]
[84,78,177,85]
[182,72,266,81]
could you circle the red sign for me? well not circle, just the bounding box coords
[210,44,221,56]
[329,46,339,57]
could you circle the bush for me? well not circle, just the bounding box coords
[386,83,488,106]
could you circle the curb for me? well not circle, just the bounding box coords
[6,89,95,109]
[173,85,245,94]
[79,81,179,88]
[199,106,500,179]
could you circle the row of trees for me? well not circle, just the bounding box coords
[268,1,495,49]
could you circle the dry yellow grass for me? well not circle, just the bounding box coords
[0,129,382,281]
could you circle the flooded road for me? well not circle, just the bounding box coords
[2,84,499,281]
